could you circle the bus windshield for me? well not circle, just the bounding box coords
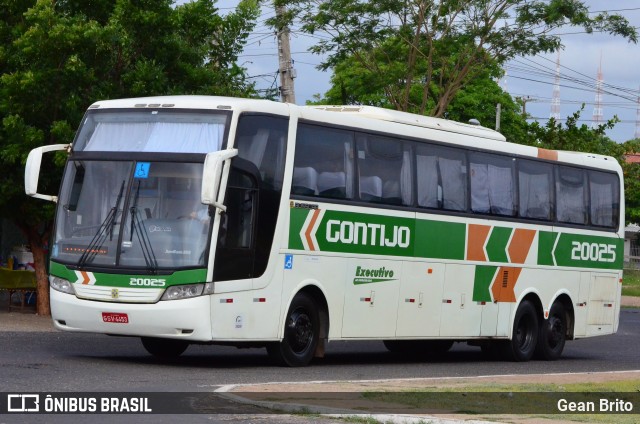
[73,109,227,153]
[52,160,210,270]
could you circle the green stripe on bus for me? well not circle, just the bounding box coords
[315,210,416,257]
[288,207,623,271]
[552,233,623,270]
[537,231,558,266]
[537,231,622,269]
[49,261,207,287]
[415,219,466,260]
[473,265,498,302]
[288,207,308,251]
[485,227,513,263]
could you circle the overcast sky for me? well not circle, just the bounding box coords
[218,0,640,143]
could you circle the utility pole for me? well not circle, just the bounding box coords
[275,4,296,103]
[515,95,537,118]
[550,51,561,120]
[592,53,604,128]
[495,103,501,131]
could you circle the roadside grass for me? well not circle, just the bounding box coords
[622,269,640,297]
[361,380,640,424]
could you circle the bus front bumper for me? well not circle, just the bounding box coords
[50,289,213,341]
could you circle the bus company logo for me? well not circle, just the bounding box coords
[325,219,410,248]
[7,394,40,412]
[353,266,397,285]
[298,209,412,252]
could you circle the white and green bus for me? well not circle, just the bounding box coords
[25,96,624,366]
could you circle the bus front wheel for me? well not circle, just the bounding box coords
[501,300,538,362]
[267,292,320,367]
[141,337,189,359]
[535,301,567,360]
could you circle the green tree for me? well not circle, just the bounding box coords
[0,0,259,315]
[619,139,640,225]
[276,0,636,116]
[521,109,623,156]
[312,52,529,143]
[519,108,640,224]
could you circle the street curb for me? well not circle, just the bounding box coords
[214,384,498,424]
[212,371,640,424]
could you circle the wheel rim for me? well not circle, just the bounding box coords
[285,308,313,354]
[515,314,534,352]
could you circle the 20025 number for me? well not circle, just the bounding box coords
[570,241,616,263]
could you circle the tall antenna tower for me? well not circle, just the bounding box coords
[592,54,604,128]
[635,86,640,139]
[550,51,561,120]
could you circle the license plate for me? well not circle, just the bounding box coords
[102,312,129,323]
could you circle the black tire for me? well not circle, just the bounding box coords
[383,340,453,357]
[500,300,539,362]
[535,301,567,360]
[141,337,189,359]
[267,292,320,367]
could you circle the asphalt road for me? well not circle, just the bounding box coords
[1,309,639,393]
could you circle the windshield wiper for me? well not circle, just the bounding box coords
[129,181,158,273]
[77,180,125,269]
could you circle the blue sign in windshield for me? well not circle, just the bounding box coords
[135,162,150,179]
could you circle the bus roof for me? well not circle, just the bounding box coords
[302,105,507,142]
[86,96,621,173]
[88,95,291,115]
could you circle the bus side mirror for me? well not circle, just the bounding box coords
[201,148,238,211]
[24,144,70,202]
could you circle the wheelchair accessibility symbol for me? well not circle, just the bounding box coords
[284,254,293,270]
[135,162,150,179]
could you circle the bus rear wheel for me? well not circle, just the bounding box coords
[535,301,567,360]
[267,292,319,367]
[141,337,189,359]
[500,300,538,362]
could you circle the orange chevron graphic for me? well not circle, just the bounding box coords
[491,266,520,302]
[80,271,91,285]
[472,227,537,303]
[467,224,491,261]
[508,229,536,264]
[305,209,321,251]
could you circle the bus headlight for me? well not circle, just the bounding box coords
[161,282,214,301]
[50,276,75,295]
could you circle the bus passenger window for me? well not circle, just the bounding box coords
[356,134,411,205]
[470,153,515,216]
[556,166,587,225]
[292,167,318,196]
[518,160,553,220]
[589,171,619,228]
[416,145,467,211]
[294,124,354,200]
